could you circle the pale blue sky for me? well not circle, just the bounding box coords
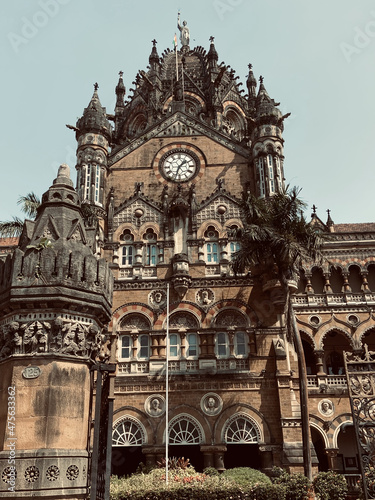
[1,0,375,223]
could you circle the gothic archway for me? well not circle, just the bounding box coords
[111,416,147,476]
[222,413,261,469]
[166,414,204,471]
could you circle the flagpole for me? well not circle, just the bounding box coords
[165,282,170,484]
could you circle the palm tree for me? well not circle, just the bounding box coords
[232,186,324,480]
[0,193,41,238]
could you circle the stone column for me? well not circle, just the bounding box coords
[314,350,326,375]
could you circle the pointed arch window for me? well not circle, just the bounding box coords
[143,228,158,266]
[268,155,275,194]
[275,156,283,192]
[120,230,135,267]
[257,157,266,198]
[205,226,219,263]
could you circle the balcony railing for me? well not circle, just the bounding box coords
[292,292,375,307]
[307,375,347,388]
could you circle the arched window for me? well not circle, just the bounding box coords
[257,157,265,198]
[169,334,180,358]
[168,415,203,445]
[267,154,275,194]
[187,333,198,358]
[223,413,260,444]
[112,416,146,447]
[143,228,157,266]
[205,226,219,263]
[120,335,132,360]
[120,230,135,267]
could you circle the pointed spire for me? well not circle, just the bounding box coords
[76,83,111,141]
[247,63,257,100]
[208,36,218,70]
[149,39,160,70]
[115,71,126,108]
[326,209,334,227]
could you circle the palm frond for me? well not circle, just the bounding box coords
[17,192,41,218]
[0,217,24,238]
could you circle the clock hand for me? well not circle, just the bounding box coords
[174,159,187,179]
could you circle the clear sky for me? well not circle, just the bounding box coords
[1,0,375,224]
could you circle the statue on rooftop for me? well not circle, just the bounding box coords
[177,11,190,46]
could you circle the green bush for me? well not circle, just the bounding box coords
[313,471,348,500]
[271,467,311,500]
[202,466,219,476]
[110,468,287,500]
[222,467,272,487]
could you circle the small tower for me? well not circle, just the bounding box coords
[75,83,112,209]
[0,165,113,500]
[251,76,288,198]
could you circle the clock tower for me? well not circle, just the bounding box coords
[73,30,299,475]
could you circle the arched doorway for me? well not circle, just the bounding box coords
[167,414,204,471]
[337,423,359,474]
[111,416,146,476]
[223,413,261,469]
[311,427,328,471]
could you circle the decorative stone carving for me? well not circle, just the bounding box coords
[149,289,166,309]
[24,465,39,483]
[201,393,223,416]
[2,466,16,483]
[215,310,247,328]
[196,288,214,307]
[0,318,106,360]
[169,313,198,329]
[120,313,150,331]
[66,465,79,481]
[46,465,60,481]
[145,394,166,417]
[318,399,334,417]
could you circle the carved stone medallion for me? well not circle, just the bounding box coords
[145,394,166,417]
[201,392,223,416]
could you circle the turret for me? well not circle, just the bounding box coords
[74,83,111,208]
[251,76,288,199]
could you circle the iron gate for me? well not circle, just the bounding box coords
[345,347,375,499]
[90,363,116,500]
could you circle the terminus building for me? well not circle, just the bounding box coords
[2,23,375,485]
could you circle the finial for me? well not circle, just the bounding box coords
[327,209,330,216]
[94,82,99,91]
[248,63,253,70]
[119,71,123,78]
[312,204,317,214]
[152,39,157,46]
[259,75,264,84]
[209,36,215,43]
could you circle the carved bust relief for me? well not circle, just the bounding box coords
[201,392,223,416]
[145,394,165,417]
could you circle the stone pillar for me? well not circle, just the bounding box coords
[0,165,113,500]
[200,446,215,468]
[213,445,226,471]
[259,445,274,470]
[326,448,340,471]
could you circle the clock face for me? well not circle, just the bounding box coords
[161,151,198,182]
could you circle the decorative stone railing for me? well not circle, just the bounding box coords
[307,375,347,388]
[292,292,375,307]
